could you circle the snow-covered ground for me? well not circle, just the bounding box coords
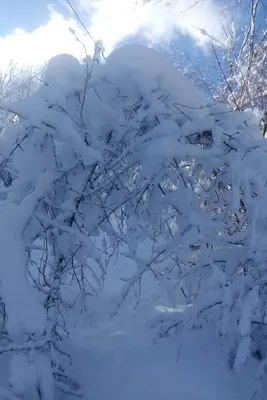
[66,254,257,400]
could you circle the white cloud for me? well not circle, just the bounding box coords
[88,0,226,52]
[0,9,92,68]
[0,0,226,68]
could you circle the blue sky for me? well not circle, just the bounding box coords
[1,0,53,34]
[0,0,236,68]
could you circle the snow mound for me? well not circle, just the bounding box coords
[106,44,208,119]
[45,54,80,80]
[44,53,82,90]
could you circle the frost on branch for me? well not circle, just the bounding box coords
[0,43,266,398]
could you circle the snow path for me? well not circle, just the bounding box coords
[66,261,256,400]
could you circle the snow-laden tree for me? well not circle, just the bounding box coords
[0,61,40,128]
[215,1,267,115]
[0,42,266,398]
[153,1,267,136]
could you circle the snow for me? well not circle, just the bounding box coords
[0,204,46,337]
[239,287,259,337]
[44,53,83,93]
[106,44,208,120]
[8,351,54,400]
[0,42,267,399]
[33,352,55,400]
[65,257,257,400]
[9,353,37,397]
[234,336,252,373]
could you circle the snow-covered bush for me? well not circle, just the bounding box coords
[0,42,266,398]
